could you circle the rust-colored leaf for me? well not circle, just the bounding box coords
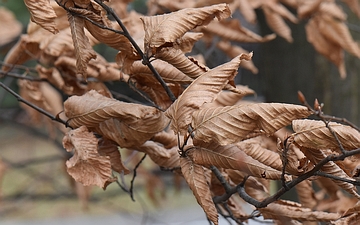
[165,53,252,135]
[191,103,311,145]
[98,138,130,175]
[63,126,116,189]
[180,156,218,225]
[0,7,22,46]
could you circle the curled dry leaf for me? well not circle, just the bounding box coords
[98,138,130,175]
[24,0,59,34]
[217,41,259,74]
[191,103,311,146]
[295,180,317,209]
[260,200,341,222]
[237,137,283,171]
[292,119,360,152]
[202,20,276,43]
[155,47,208,79]
[263,5,293,43]
[237,0,257,24]
[0,7,22,46]
[297,0,322,19]
[165,53,252,135]
[141,3,231,54]
[186,143,286,180]
[180,156,218,225]
[67,14,97,79]
[62,126,116,189]
[302,147,360,199]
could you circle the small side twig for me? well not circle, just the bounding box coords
[0,81,71,129]
[129,153,147,201]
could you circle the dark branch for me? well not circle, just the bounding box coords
[92,0,176,102]
[0,81,72,129]
[129,153,147,201]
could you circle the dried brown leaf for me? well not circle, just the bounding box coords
[187,143,286,180]
[165,53,252,135]
[302,148,360,199]
[305,17,346,78]
[263,5,293,42]
[98,138,130,175]
[202,20,276,43]
[141,3,231,54]
[237,0,257,24]
[0,7,22,46]
[292,119,360,152]
[191,103,311,145]
[237,137,283,171]
[295,180,317,209]
[260,200,341,222]
[67,14,97,79]
[180,156,218,225]
[24,0,58,34]
[63,126,116,189]
[297,0,322,19]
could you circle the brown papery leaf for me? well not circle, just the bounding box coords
[155,47,208,79]
[217,41,259,74]
[202,20,276,43]
[165,53,252,135]
[305,17,346,78]
[63,126,116,189]
[297,0,322,19]
[237,137,283,171]
[174,32,204,53]
[0,7,22,46]
[237,0,257,24]
[302,148,360,199]
[180,156,218,225]
[141,3,231,54]
[318,13,360,59]
[263,5,293,42]
[260,200,341,222]
[67,13,97,79]
[64,90,169,132]
[292,119,360,152]
[191,103,311,145]
[342,0,360,18]
[295,180,317,209]
[127,59,194,84]
[98,138,130,175]
[24,0,58,34]
[187,143,286,180]
[148,146,180,169]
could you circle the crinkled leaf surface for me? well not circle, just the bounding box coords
[63,126,115,189]
[180,156,218,225]
[165,53,252,135]
[141,3,230,52]
[191,103,311,145]
[292,119,360,151]
[24,0,58,34]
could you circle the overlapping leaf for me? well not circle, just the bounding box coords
[180,156,218,225]
[67,14,97,79]
[165,53,252,134]
[186,143,286,180]
[141,3,231,53]
[63,126,116,189]
[191,103,311,145]
[292,119,360,151]
[24,0,58,34]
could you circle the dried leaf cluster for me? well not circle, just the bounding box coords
[2,0,360,224]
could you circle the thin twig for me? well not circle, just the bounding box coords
[92,0,176,102]
[0,81,71,129]
[129,153,147,201]
[0,70,47,82]
[315,171,360,186]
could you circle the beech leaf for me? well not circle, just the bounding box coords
[67,14,97,79]
[180,156,218,225]
[24,0,58,34]
[191,103,312,145]
[63,126,116,189]
[292,119,360,151]
[165,53,252,135]
[141,3,230,53]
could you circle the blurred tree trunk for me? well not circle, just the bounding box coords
[245,9,360,125]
